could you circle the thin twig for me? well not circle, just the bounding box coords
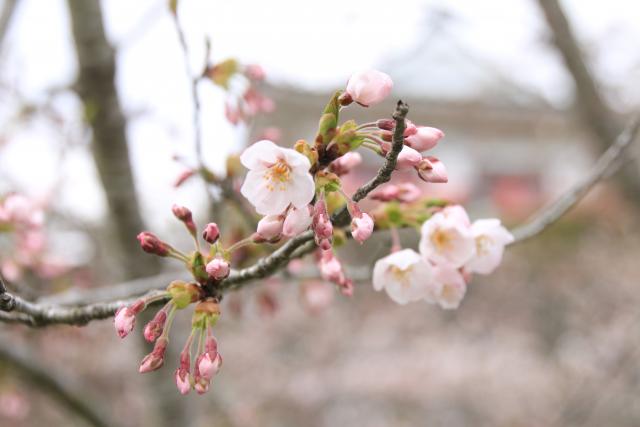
[0,101,410,326]
[171,13,204,167]
[510,115,640,243]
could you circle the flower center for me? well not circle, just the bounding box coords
[431,228,452,251]
[263,159,292,191]
[475,235,493,256]
[440,283,458,303]
[390,265,413,287]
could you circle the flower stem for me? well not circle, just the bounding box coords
[226,237,253,254]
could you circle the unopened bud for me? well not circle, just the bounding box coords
[351,212,374,244]
[143,310,168,343]
[139,337,168,373]
[202,223,220,244]
[172,204,197,236]
[416,156,448,183]
[137,232,170,257]
[376,118,395,131]
[205,258,230,280]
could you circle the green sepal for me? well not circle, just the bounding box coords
[294,139,319,167]
[315,170,341,193]
[190,251,208,283]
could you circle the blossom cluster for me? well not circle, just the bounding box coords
[116,206,228,395]
[373,205,513,309]
[117,69,513,396]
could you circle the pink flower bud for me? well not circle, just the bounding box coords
[283,205,313,237]
[397,183,422,203]
[139,337,168,373]
[137,232,170,256]
[113,300,145,339]
[403,120,417,137]
[376,119,395,131]
[330,152,362,175]
[256,215,284,240]
[345,70,393,107]
[114,307,136,339]
[396,146,422,169]
[416,156,448,183]
[175,368,191,395]
[405,127,444,152]
[143,310,167,343]
[351,212,374,244]
[312,199,333,249]
[202,223,220,244]
[174,169,196,188]
[197,352,222,381]
[172,204,197,236]
[319,250,346,285]
[205,258,230,280]
[371,185,400,202]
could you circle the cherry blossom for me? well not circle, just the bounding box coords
[405,126,444,152]
[464,219,514,274]
[431,264,467,309]
[283,205,313,237]
[240,140,315,215]
[372,249,435,305]
[344,69,393,107]
[351,212,374,244]
[419,207,475,268]
[256,214,284,240]
[416,156,448,183]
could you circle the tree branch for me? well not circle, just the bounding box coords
[0,101,409,326]
[0,103,634,325]
[0,340,116,427]
[1,110,636,326]
[510,115,640,243]
[536,0,640,203]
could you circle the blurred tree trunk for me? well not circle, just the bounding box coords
[536,0,640,204]
[66,0,158,281]
[66,1,188,426]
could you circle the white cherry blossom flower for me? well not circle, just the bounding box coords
[373,249,434,305]
[240,140,315,215]
[431,264,467,310]
[464,219,514,274]
[419,206,475,268]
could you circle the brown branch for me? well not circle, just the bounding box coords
[510,115,640,243]
[0,340,116,427]
[0,107,637,326]
[0,101,410,326]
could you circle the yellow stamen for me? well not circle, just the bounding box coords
[262,159,292,192]
[431,228,452,251]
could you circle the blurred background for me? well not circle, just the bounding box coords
[1,0,640,426]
